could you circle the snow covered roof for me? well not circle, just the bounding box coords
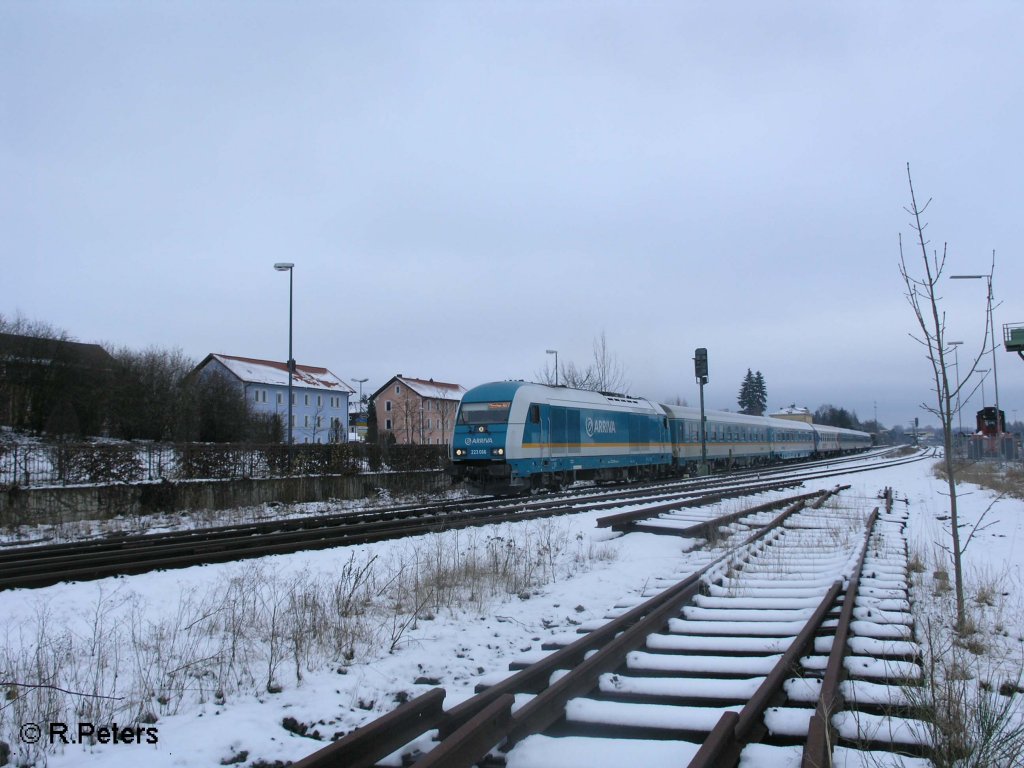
[772,404,811,416]
[372,375,467,402]
[200,354,355,394]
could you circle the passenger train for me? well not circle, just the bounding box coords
[450,381,872,494]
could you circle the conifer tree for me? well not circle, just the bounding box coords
[752,371,767,416]
[738,369,767,416]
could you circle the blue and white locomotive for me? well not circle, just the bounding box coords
[451,381,872,494]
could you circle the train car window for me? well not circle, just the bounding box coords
[529,404,541,424]
[457,401,511,425]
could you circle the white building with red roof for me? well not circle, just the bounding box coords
[370,374,466,445]
[192,353,355,443]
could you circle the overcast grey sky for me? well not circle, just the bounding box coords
[3,1,1022,429]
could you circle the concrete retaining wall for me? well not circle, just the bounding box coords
[0,470,451,528]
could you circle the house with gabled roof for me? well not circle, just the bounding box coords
[370,374,466,445]
[192,354,355,444]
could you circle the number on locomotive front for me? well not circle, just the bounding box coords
[452,401,511,460]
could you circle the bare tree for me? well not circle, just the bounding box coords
[898,163,987,632]
[434,397,458,445]
[535,331,629,393]
[589,330,629,393]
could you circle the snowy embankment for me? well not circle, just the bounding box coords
[0,455,1021,767]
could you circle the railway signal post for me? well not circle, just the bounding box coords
[694,347,709,475]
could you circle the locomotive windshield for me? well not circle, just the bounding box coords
[457,401,511,425]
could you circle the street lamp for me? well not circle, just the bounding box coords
[274,262,295,446]
[351,378,368,440]
[951,267,1001,433]
[546,349,558,386]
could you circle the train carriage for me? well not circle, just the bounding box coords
[661,404,777,469]
[811,423,874,455]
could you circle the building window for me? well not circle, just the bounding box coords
[277,393,283,405]
[317,395,322,407]
[304,394,310,406]
[395,385,401,395]
[291,393,296,405]
[385,418,392,430]
[385,400,392,412]
[304,415,310,427]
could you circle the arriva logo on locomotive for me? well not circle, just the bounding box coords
[585,417,617,438]
[465,437,494,445]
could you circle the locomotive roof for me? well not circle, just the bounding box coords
[461,381,659,411]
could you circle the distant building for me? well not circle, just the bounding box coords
[192,354,355,443]
[371,375,466,445]
[0,332,115,435]
[770,405,813,425]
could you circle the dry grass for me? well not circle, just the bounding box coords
[905,545,1024,767]
[934,460,1024,500]
[0,518,616,765]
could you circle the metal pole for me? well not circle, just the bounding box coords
[988,272,1001,433]
[287,267,294,447]
[352,378,367,441]
[949,341,963,456]
[274,263,296,451]
[699,378,708,471]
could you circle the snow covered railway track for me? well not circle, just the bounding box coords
[0,477,812,590]
[287,485,928,768]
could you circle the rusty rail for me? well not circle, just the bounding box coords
[624,488,832,537]
[801,494,888,767]
[288,687,446,768]
[595,479,805,530]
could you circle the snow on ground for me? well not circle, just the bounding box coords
[1,453,1022,767]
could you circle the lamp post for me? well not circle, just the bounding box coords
[274,263,295,446]
[952,267,1001,433]
[546,349,558,386]
[352,378,368,440]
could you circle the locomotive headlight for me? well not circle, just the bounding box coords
[454,448,467,457]
[491,447,505,457]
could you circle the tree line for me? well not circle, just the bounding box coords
[735,367,889,434]
[0,314,278,443]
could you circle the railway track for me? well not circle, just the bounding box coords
[288,486,928,768]
[0,477,806,590]
[0,449,925,591]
